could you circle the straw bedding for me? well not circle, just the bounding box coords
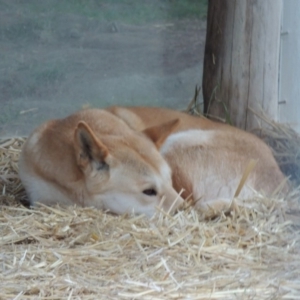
[249,107,300,187]
[1,135,300,299]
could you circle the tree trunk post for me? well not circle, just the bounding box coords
[202,0,282,130]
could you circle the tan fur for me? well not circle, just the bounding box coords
[19,109,184,217]
[107,106,288,216]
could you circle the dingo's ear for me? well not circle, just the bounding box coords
[143,119,179,148]
[74,121,109,170]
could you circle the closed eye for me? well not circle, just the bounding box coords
[143,188,157,196]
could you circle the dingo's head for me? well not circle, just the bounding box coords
[74,119,183,217]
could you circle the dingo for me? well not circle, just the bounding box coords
[107,106,288,215]
[19,109,184,217]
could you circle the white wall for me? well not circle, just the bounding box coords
[279,0,300,132]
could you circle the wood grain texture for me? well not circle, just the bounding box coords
[203,0,282,130]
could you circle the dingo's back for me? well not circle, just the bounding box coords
[19,109,183,216]
[108,106,288,215]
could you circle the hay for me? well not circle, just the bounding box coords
[250,107,300,187]
[0,138,27,207]
[1,138,300,299]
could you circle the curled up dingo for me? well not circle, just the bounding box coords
[19,106,288,217]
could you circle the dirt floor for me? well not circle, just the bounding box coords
[0,2,206,137]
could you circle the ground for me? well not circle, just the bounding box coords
[0,0,207,137]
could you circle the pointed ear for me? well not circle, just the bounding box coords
[74,121,109,170]
[142,119,179,148]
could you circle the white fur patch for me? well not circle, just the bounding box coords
[159,162,172,182]
[22,174,73,206]
[99,192,157,217]
[27,131,41,150]
[160,129,215,155]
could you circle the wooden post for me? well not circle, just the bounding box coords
[202,0,282,130]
